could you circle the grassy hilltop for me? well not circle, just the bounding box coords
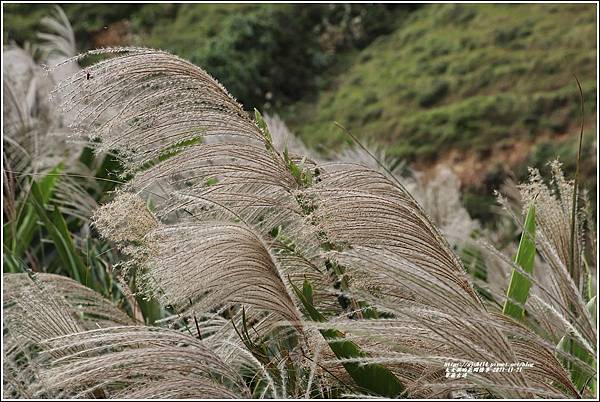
[286,4,596,159]
[280,3,597,217]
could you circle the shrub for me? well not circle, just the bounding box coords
[418,79,449,107]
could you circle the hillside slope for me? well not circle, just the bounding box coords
[282,3,596,204]
[3,3,597,218]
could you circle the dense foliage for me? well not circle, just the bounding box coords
[4,3,413,109]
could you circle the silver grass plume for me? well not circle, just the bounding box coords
[32,47,583,398]
[297,164,579,397]
[37,326,251,398]
[495,163,595,339]
[518,161,588,288]
[262,117,578,397]
[3,273,135,398]
[52,48,308,337]
[264,113,314,160]
[3,12,99,224]
[492,162,597,393]
[304,164,480,303]
[3,273,257,399]
[265,113,480,249]
[37,6,77,64]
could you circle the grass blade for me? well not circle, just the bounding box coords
[29,181,92,287]
[568,75,584,279]
[292,279,405,397]
[5,163,64,257]
[585,296,597,395]
[555,293,595,394]
[503,202,536,319]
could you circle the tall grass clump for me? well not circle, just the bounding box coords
[2,7,109,282]
[3,47,596,399]
[2,8,158,330]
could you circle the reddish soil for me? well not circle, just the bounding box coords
[92,20,132,48]
[414,125,592,188]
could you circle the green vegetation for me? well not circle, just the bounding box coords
[3,2,595,231]
[284,4,596,161]
[4,4,595,185]
[138,4,412,109]
[4,4,413,108]
[502,203,536,319]
[29,180,91,287]
[3,164,63,262]
[3,3,144,45]
[291,278,405,398]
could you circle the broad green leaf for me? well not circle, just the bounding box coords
[5,163,64,257]
[503,203,536,320]
[292,279,404,397]
[30,181,91,287]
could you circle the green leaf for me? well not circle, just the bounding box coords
[205,177,219,186]
[302,277,314,306]
[292,278,325,323]
[291,279,404,397]
[30,181,92,287]
[78,145,95,168]
[556,296,596,394]
[587,296,596,323]
[558,335,596,394]
[5,164,64,258]
[95,152,122,193]
[276,143,313,189]
[583,256,595,303]
[569,75,585,280]
[582,296,597,394]
[137,135,203,174]
[503,202,536,320]
[2,251,24,273]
